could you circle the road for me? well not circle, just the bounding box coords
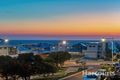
[62,65,98,80]
[63,72,83,80]
[60,60,111,80]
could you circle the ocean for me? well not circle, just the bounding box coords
[0,40,100,46]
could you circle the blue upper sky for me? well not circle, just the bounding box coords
[0,0,120,21]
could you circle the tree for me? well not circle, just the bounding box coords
[43,57,54,64]
[17,53,57,79]
[48,52,71,67]
[6,59,21,80]
[17,53,34,63]
[0,55,32,80]
[17,53,35,80]
[40,62,57,77]
[0,53,58,80]
[0,56,13,80]
[31,55,44,75]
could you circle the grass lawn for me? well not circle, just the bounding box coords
[32,67,84,80]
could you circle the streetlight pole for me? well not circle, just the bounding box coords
[62,40,67,52]
[101,38,114,64]
[101,38,106,59]
[111,40,114,64]
[4,39,9,55]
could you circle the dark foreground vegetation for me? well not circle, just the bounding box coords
[0,52,71,80]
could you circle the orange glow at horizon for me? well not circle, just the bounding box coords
[0,12,120,36]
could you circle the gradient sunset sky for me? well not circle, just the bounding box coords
[0,0,120,40]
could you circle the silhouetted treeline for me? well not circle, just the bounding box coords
[0,52,71,80]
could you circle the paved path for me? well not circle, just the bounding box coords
[60,65,99,80]
[60,60,110,80]
[63,72,83,80]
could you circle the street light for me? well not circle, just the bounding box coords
[101,38,106,42]
[4,39,9,43]
[52,46,55,49]
[60,40,67,52]
[62,40,67,45]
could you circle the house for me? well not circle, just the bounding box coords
[83,42,103,59]
[0,45,17,56]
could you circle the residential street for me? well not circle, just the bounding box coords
[60,60,111,80]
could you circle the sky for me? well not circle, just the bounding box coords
[0,0,120,40]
